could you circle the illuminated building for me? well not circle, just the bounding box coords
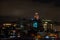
[34,12,39,20]
[31,12,44,32]
[42,19,55,32]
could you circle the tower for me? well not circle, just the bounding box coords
[34,12,39,20]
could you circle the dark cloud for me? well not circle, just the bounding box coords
[0,0,60,22]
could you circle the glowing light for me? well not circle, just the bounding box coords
[3,23,11,26]
[33,22,38,28]
[45,36,50,39]
[20,25,24,28]
[34,12,39,20]
[13,24,17,27]
[35,12,39,15]
[37,35,41,39]
[45,22,48,24]
[44,24,47,26]
[31,18,34,20]
[31,34,35,36]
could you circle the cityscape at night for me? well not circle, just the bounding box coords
[0,0,60,40]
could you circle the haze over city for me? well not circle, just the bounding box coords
[0,0,60,22]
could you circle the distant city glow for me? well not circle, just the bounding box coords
[3,23,11,26]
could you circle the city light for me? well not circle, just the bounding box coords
[3,23,11,26]
[13,24,17,27]
[45,36,50,39]
[0,0,60,40]
[33,22,38,28]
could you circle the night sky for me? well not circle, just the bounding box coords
[0,0,60,22]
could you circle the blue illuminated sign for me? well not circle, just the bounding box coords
[33,21,38,28]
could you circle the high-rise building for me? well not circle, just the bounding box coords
[32,12,44,32]
[34,12,39,20]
